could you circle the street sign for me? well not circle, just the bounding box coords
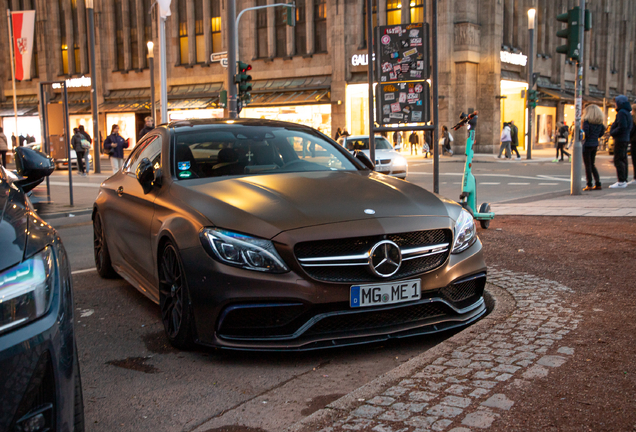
[210,51,228,62]
[220,58,228,68]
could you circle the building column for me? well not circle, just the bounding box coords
[401,0,409,23]
[136,0,146,69]
[331,0,346,136]
[64,0,76,75]
[306,0,314,54]
[122,0,132,70]
[378,0,386,27]
[267,0,276,57]
[187,0,196,64]
[77,0,88,74]
[618,0,631,94]
[203,0,211,63]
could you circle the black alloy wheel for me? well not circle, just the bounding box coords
[159,243,195,349]
[93,212,118,278]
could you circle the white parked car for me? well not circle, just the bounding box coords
[338,135,408,179]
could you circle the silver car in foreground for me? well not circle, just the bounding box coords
[338,135,408,179]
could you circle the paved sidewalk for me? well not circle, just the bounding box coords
[292,268,581,432]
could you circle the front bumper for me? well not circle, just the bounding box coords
[182,228,487,351]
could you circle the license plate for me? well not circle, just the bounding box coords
[350,279,421,308]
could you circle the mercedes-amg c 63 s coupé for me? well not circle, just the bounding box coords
[93,119,487,350]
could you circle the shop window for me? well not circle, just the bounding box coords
[115,0,125,70]
[211,0,222,54]
[295,0,306,55]
[362,0,377,47]
[314,0,327,53]
[256,0,268,58]
[275,6,287,57]
[178,0,188,64]
[410,0,423,23]
[386,0,401,25]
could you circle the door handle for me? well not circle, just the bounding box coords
[117,186,124,196]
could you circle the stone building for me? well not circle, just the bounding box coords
[0,0,634,153]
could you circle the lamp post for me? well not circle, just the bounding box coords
[147,41,156,126]
[526,8,535,160]
[86,0,101,172]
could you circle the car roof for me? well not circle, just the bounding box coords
[345,135,387,140]
[161,118,322,133]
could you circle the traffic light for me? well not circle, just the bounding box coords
[282,3,296,26]
[235,61,253,107]
[527,89,538,109]
[556,7,591,61]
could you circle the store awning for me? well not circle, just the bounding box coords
[248,76,331,107]
[0,94,39,116]
[250,89,330,107]
[252,76,331,93]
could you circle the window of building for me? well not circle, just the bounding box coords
[410,0,423,23]
[314,0,327,53]
[386,0,401,25]
[178,0,188,64]
[256,0,268,58]
[115,0,125,70]
[144,0,153,46]
[211,0,222,54]
[130,0,139,69]
[59,0,68,74]
[195,0,205,62]
[362,0,377,47]
[275,6,287,57]
[295,0,306,55]
[71,0,80,73]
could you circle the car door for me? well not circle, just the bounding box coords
[109,134,163,289]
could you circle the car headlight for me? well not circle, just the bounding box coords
[393,156,407,166]
[452,209,477,254]
[203,228,289,273]
[0,247,55,335]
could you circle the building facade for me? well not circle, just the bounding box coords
[1,0,634,153]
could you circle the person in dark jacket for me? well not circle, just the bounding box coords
[609,95,633,188]
[629,104,636,185]
[138,116,155,140]
[553,122,571,162]
[581,105,605,191]
[71,128,87,175]
[409,131,419,155]
[103,124,129,172]
[509,120,520,159]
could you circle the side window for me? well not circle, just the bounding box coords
[126,136,162,175]
[123,136,152,172]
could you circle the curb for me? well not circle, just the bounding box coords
[287,283,516,432]
[36,208,93,220]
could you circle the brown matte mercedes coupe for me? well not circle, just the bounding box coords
[93,119,487,351]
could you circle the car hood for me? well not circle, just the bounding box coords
[172,170,450,239]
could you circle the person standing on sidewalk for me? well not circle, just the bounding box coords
[509,120,521,159]
[608,95,633,188]
[103,125,129,173]
[581,105,605,191]
[440,126,453,156]
[71,128,87,176]
[553,121,571,162]
[0,127,8,167]
[409,131,419,155]
[498,123,512,159]
[138,116,155,140]
[629,104,636,185]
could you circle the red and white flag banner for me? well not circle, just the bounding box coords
[11,10,36,81]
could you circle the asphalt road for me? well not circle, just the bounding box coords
[52,216,452,432]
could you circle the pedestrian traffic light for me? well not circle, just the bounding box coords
[527,89,538,109]
[556,7,591,62]
[282,3,296,26]
[235,61,252,106]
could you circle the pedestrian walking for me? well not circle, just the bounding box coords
[0,127,8,167]
[393,131,403,151]
[629,103,636,185]
[334,127,343,141]
[71,128,87,175]
[553,121,571,162]
[138,116,155,140]
[509,120,520,159]
[103,124,129,173]
[422,134,430,158]
[581,105,605,191]
[498,123,512,159]
[608,95,633,188]
[409,131,419,155]
[440,126,453,156]
[78,125,92,174]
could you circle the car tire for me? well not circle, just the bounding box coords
[478,203,491,229]
[93,212,118,279]
[73,346,85,432]
[159,243,196,350]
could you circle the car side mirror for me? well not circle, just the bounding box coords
[354,150,375,171]
[136,158,155,194]
[14,146,55,193]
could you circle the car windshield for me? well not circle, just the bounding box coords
[173,125,358,180]
[344,137,393,151]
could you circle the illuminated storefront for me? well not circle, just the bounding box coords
[2,116,42,148]
[241,105,332,137]
[346,83,377,136]
[499,80,528,149]
[169,109,224,121]
[535,106,556,146]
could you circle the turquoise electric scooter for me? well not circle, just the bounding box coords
[452,111,495,229]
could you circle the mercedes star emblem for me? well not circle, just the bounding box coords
[368,240,402,278]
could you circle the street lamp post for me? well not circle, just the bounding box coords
[86,0,101,173]
[527,8,535,160]
[147,41,156,126]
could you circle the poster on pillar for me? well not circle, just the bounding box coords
[378,81,430,124]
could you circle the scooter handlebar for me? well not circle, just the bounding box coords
[452,111,479,130]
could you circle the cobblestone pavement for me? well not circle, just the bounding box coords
[305,268,582,432]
